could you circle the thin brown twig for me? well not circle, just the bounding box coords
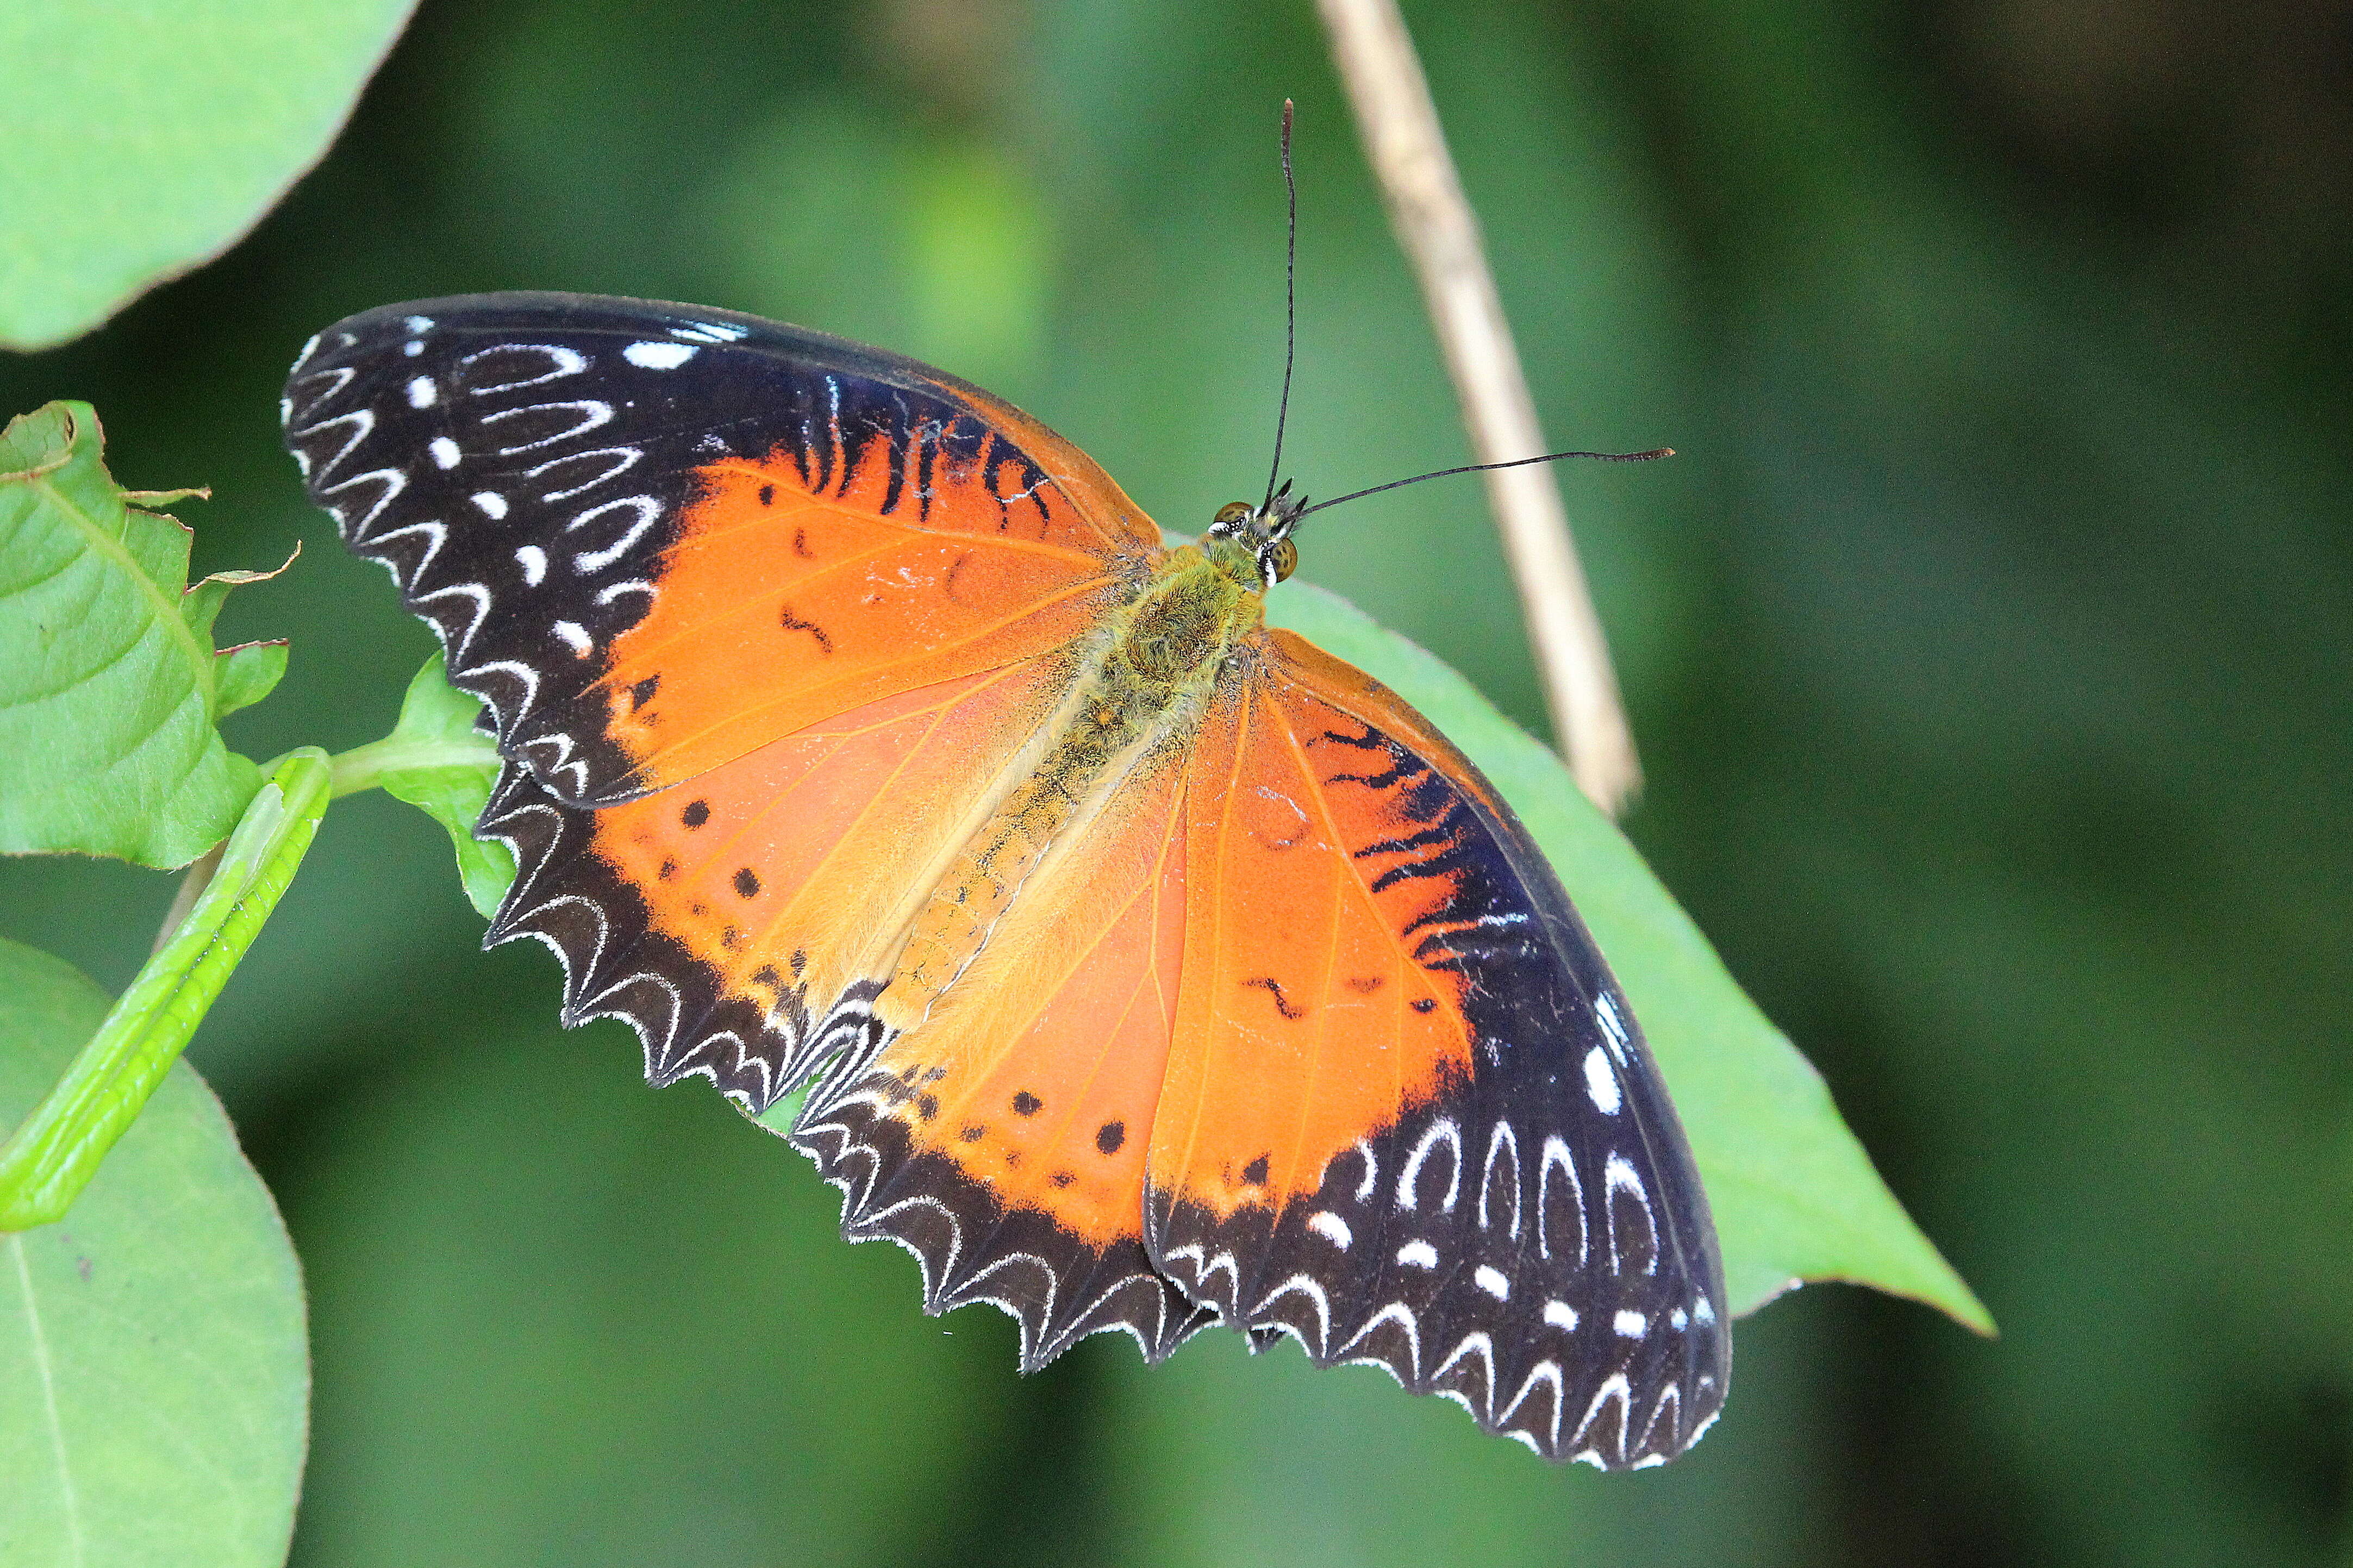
[1315,0,1643,816]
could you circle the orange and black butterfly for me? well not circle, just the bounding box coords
[283,291,1728,1466]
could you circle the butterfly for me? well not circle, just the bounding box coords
[281,290,1728,1466]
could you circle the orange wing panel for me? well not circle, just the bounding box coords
[1147,654,1482,1226]
[586,652,1082,1046]
[596,439,1145,793]
[852,742,1189,1248]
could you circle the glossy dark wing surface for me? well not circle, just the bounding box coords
[281,292,1160,808]
[1145,630,1728,1466]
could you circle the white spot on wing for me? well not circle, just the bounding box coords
[515,545,547,585]
[567,496,664,573]
[1569,1372,1633,1469]
[429,436,460,470]
[623,341,697,369]
[1596,991,1630,1061]
[1396,1240,1438,1270]
[1603,1153,1658,1275]
[1539,1135,1588,1267]
[1544,1300,1578,1331]
[1397,1117,1461,1213]
[483,399,614,454]
[1307,1211,1352,1250]
[471,492,509,519]
[1474,1265,1510,1300]
[1613,1308,1647,1338]
[460,342,586,393]
[552,620,592,657]
[528,445,641,502]
[1480,1119,1521,1235]
[406,376,436,408]
[1584,1047,1621,1114]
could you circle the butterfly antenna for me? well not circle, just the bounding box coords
[1291,446,1675,522]
[1261,99,1300,517]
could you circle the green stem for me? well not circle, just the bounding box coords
[329,732,500,797]
[0,748,332,1231]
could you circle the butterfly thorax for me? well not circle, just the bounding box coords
[879,542,1265,1030]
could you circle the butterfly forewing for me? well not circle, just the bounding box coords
[1144,631,1728,1465]
[282,293,1154,808]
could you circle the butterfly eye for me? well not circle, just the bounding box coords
[1266,538,1297,583]
[1212,501,1253,530]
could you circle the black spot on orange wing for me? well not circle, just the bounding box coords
[778,604,834,655]
[1240,1154,1270,1186]
[1243,976,1305,1020]
[733,867,761,898]
[1096,1121,1126,1156]
[1013,1091,1041,1116]
[682,800,709,828]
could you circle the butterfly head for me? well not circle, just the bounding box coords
[1206,482,1307,589]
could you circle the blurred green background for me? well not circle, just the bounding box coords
[4,0,2348,1562]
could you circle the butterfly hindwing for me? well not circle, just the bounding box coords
[1144,630,1729,1466]
[282,293,1157,808]
[790,729,1210,1366]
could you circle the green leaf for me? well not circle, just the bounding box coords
[332,654,513,920]
[0,939,308,1566]
[1265,580,1993,1332]
[215,641,291,719]
[0,0,418,349]
[0,402,290,868]
[288,1014,1008,1568]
